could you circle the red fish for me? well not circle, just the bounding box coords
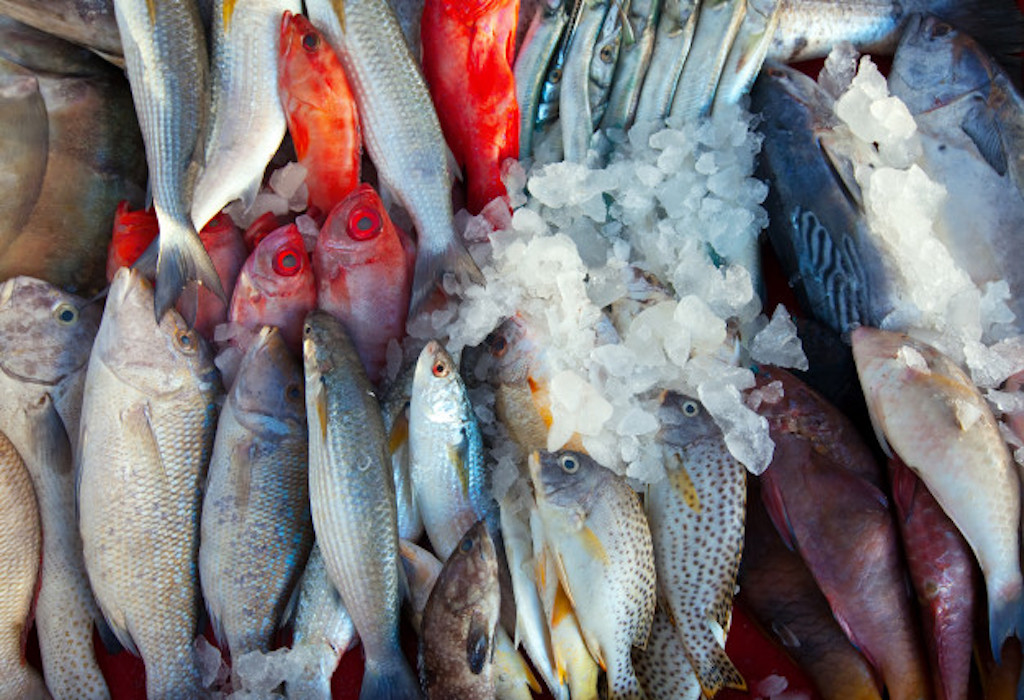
[278,11,361,216]
[421,0,519,214]
[106,201,158,283]
[190,213,247,343]
[313,183,415,384]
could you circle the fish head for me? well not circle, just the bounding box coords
[656,392,721,448]
[529,450,609,517]
[436,520,499,612]
[482,314,543,386]
[412,339,464,422]
[278,11,340,158]
[0,276,101,388]
[302,309,359,380]
[232,223,315,323]
[315,183,412,281]
[753,62,837,130]
[231,326,305,433]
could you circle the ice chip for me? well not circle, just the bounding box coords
[269,161,309,201]
[194,635,228,690]
[897,345,930,373]
[750,305,809,370]
[698,381,774,474]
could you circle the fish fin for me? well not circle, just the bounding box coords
[961,97,1009,176]
[466,612,493,675]
[862,393,894,458]
[694,643,746,695]
[132,237,159,282]
[94,616,126,655]
[388,411,409,455]
[667,453,702,513]
[23,393,72,477]
[408,234,484,318]
[152,211,226,321]
[818,133,864,208]
[988,580,1023,662]
[446,144,464,183]
[552,554,577,610]
[448,439,470,498]
[889,457,919,522]
[359,656,421,700]
[758,477,799,551]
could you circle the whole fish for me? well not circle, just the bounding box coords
[600,0,660,132]
[421,0,519,214]
[0,277,107,699]
[112,0,225,317]
[199,326,312,668]
[633,0,699,127]
[529,449,656,699]
[381,360,423,541]
[514,0,567,158]
[313,184,415,384]
[0,59,46,253]
[278,11,362,216]
[669,0,746,121]
[0,430,48,700]
[559,0,609,163]
[77,267,221,698]
[851,326,1023,659]
[754,365,930,700]
[305,0,483,316]
[303,310,421,700]
[0,0,123,61]
[647,393,746,696]
[586,0,623,133]
[631,605,701,700]
[190,0,301,232]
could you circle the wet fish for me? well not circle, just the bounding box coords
[0,59,46,253]
[669,0,746,121]
[851,326,1023,659]
[633,0,699,126]
[390,0,426,54]
[78,267,221,698]
[303,310,421,700]
[106,202,159,284]
[0,0,123,61]
[600,0,660,131]
[305,0,483,316]
[0,277,107,699]
[712,0,781,111]
[188,213,247,343]
[647,393,746,696]
[381,360,424,541]
[560,0,609,163]
[199,326,312,667]
[631,605,701,700]
[514,0,568,158]
[529,449,656,699]
[587,0,623,132]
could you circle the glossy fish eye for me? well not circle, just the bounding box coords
[347,206,383,241]
[489,334,508,357]
[460,536,474,553]
[174,328,198,355]
[549,68,562,84]
[286,383,301,401]
[599,44,615,63]
[682,401,699,417]
[559,454,579,474]
[929,21,952,38]
[273,248,302,276]
[52,302,78,325]
[301,32,319,51]
[432,360,449,378]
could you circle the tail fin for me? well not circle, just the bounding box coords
[153,211,225,321]
[408,236,484,319]
[359,656,422,700]
[987,578,1022,663]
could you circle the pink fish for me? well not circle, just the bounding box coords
[187,213,247,343]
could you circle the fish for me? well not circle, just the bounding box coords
[513,0,568,158]
[112,0,225,318]
[390,0,426,54]
[0,0,123,62]
[0,277,108,699]
[199,326,312,669]
[106,202,159,283]
[754,365,930,700]
[559,0,609,163]
[409,340,490,558]
[313,184,415,384]
[600,0,659,132]
[529,6,572,162]
[712,0,781,111]
[419,521,501,700]
[188,213,248,343]
[381,360,424,541]
[633,0,699,127]
[631,605,701,700]
[646,392,746,697]
[0,429,48,700]
[278,11,362,216]
[669,0,747,121]
[851,326,1023,659]
[529,449,656,699]
[304,0,483,316]
[0,58,46,254]
[586,0,623,141]
[421,0,519,214]
[302,310,421,700]
[77,267,221,698]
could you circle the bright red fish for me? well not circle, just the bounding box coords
[421,0,519,214]
[190,213,247,343]
[313,183,415,384]
[278,11,361,216]
[106,201,158,283]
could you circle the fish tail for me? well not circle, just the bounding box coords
[359,655,422,700]
[988,577,1023,662]
[695,643,746,696]
[286,675,333,699]
[409,235,484,318]
[153,212,226,320]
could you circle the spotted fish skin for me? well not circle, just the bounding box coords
[632,605,700,700]
[647,392,746,697]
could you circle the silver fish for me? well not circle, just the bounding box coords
[514,0,568,158]
[560,0,610,163]
[381,358,423,542]
[77,267,221,698]
[588,0,624,131]
[669,0,746,121]
[712,0,781,111]
[303,310,421,700]
[633,0,700,126]
[600,0,660,131]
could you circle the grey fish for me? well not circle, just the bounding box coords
[633,0,700,126]
[303,310,421,700]
[77,267,221,698]
[514,0,568,158]
[669,0,746,121]
[199,326,312,668]
[0,277,107,699]
[600,0,660,131]
[0,59,46,253]
[0,0,122,61]
[113,0,224,318]
[305,0,482,317]
[381,358,423,542]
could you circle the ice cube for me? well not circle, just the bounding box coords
[750,305,808,370]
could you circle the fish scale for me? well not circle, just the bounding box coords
[632,605,701,700]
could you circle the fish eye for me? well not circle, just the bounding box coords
[302,32,320,51]
[489,334,508,357]
[174,328,198,355]
[558,454,579,474]
[928,21,952,38]
[549,68,562,84]
[460,536,474,553]
[347,206,383,241]
[682,401,699,417]
[52,302,78,325]
[286,383,301,401]
[599,45,615,63]
[432,359,450,378]
[273,247,303,277]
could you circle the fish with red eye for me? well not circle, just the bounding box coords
[278,10,361,216]
[421,0,520,215]
[313,183,415,384]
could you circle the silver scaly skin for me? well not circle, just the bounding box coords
[514,0,568,159]
[669,0,746,121]
[600,0,660,132]
[633,0,699,126]
[712,0,781,111]
[559,0,608,164]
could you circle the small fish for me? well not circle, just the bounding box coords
[278,11,362,216]
[712,0,781,111]
[586,0,623,136]
[559,0,609,163]
[513,0,568,158]
[313,184,415,384]
[78,267,221,698]
[529,449,656,700]
[381,360,424,542]
[633,0,699,126]
[600,0,660,132]
[303,310,421,700]
[669,0,747,121]
[631,605,701,700]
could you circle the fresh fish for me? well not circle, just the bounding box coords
[278,11,362,216]
[190,0,301,232]
[302,310,421,700]
[112,0,224,317]
[560,0,609,163]
[106,202,159,283]
[530,7,572,162]
[313,184,416,384]
[0,430,48,700]
[305,0,483,316]
[529,449,656,699]
[633,0,699,126]
[77,267,221,698]
[669,0,746,121]
[390,0,426,54]
[754,365,930,700]
[851,326,1023,659]
[0,277,107,699]
[285,542,357,699]
[514,0,568,158]
[600,0,660,131]
[199,326,312,667]
[421,0,519,214]
[647,393,746,696]
[381,360,423,541]
[0,0,123,61]
[0,59,46,253]
[188,213,247,343]
[712,0,781,111]
[631,605,701,700]
[587,0,623,132]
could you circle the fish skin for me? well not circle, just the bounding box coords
[278,10,362,216]
[0,59,46,254]
[106,202,159,284]
[647,393,746,697]
[669,0,746,122]
[199,326,312,667]
[851,326,1023,659]
[186,213,247,343]
[0,0,123,61]
[421,0,519,214]
[0,430,49,700]
[599,0,659,132]
[712,0,781,111]
[305,0,483,316]
[559,0,608,164]
[190,0,300,233]
[513,0,568,159]
[112,0,225,318]
[77,267,221,699]
[632,0,699,126]
[631,604,701,700]
[302,310,422,700]
[754,365,930,700]
[381,359,423,541]
[314,184,415,384]
[0,277,108,700]
[586,0,623,136]
[530,449,656,700]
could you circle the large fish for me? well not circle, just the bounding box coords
[0,0,123,61]
[0,58,46,254]
[0,277,107,699]
[303,310,421,700]
[305,0,483,316]
[77,267,221,698]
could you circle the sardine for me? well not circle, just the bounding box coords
[631,605,701,700]
[587,0,623,131]
[712,0,780,111]
[633,0,699,126]
[600,0,660,131]
[78,267,221,698]
[669,0,746,121]
[560,0,609,163]
[0,59,46,253]
[514,0,568,158]
[381,360,423,542]
[302,310,421,700]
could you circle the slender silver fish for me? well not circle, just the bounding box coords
[712,0,780,111]
[560,0,610,163]
[601,0,660,131]
[669,0,746,121]
[381,359,423,542]
[588,0,624,131]
[514,0,568,158]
